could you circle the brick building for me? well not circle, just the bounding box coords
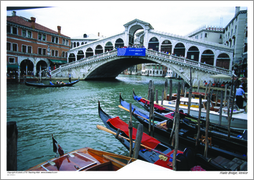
[7,11,71,81]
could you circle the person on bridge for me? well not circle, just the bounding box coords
[235,85,246,109]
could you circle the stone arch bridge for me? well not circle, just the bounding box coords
[51,19,234,86]
[52,49,231,86]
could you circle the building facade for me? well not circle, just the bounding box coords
[7,11,71,81]
[187,6,248,78]
[223,7,247,77]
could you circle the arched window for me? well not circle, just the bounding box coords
[173,43,185,56]
[86,48,93,58]
[115,38,124,48]
[95,45,103,54]
[216,53,230,69]
[68,53,75,63]
[148,37,159,51]
[161,40,172,54]
[201,50,214,65]
[77,50,84,60]
[187,46,199,61]
[105,41,113,52]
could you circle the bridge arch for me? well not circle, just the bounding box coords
[105,41,113,52]
[148,37,159,51]
[161,40,172,54]
[86,47,94,57]
[201,49,214,65]
[216,53,230,69]
[115,38,124,48]
[77,50,84,60]
[68,53,75,63]
[173,42,185,56]
[95,45,103,55]
[187,46,199,61]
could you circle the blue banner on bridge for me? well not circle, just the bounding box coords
[117,48,146,56]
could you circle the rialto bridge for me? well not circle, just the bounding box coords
[51,19,234,86]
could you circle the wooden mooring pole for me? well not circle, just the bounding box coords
[133,124,143,159]
[172,82,181,171]
[204,92,211,158]
[7,121,18,171]
[219,90,223,126]
[170,82,181,146]
[128,103,133,157]
[195,94,202,147]
[169,79,172,101]
[149,88,155,136]
[188,68,192,114]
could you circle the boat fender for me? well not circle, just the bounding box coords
[179,110,186,119]
[183,147,196,169]
[166,120,173,129]
[176,154,189,171]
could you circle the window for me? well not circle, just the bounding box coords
[51,50,55,56]
[22,29,26,37]
[51,36,58,43]
[28,46,32,53]
[63,39,65,45]
[13,27,17,34]
[205,33,207,38]
[27,31,32,38]
[43,49,46,55]
[38,33,46,41]
[7,25,11,33]
[9,57,15,64]
[219,35,222,39]
[13,44,17,51]
[38,48,42,55]
[7,42,11,50]
[22,45,26,53]
[55,50,58,57]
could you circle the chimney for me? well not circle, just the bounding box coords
[235,6,240,16]
[12,11,16,16]
[57,26,61,35]
[98,32,100,37]
[31,17,36,29]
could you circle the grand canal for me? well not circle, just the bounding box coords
[7,74,185,171]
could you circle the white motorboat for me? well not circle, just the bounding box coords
[156,97,247,130]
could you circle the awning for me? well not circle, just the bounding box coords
[48,59,67,64]
[7,64,19,69]
[210,74,232,79]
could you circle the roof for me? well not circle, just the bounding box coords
[123,19,154,30]
[7,15,70,38]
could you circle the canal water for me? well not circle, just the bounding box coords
[7,74,184,171]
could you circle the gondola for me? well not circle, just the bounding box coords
[119,94,247,161]
[133,89,173,114]
[25,79,79,87]
[133,89,247,142]
[27,147,136,171]
[98,101,230,171]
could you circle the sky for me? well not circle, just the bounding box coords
[3,1,252,39]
